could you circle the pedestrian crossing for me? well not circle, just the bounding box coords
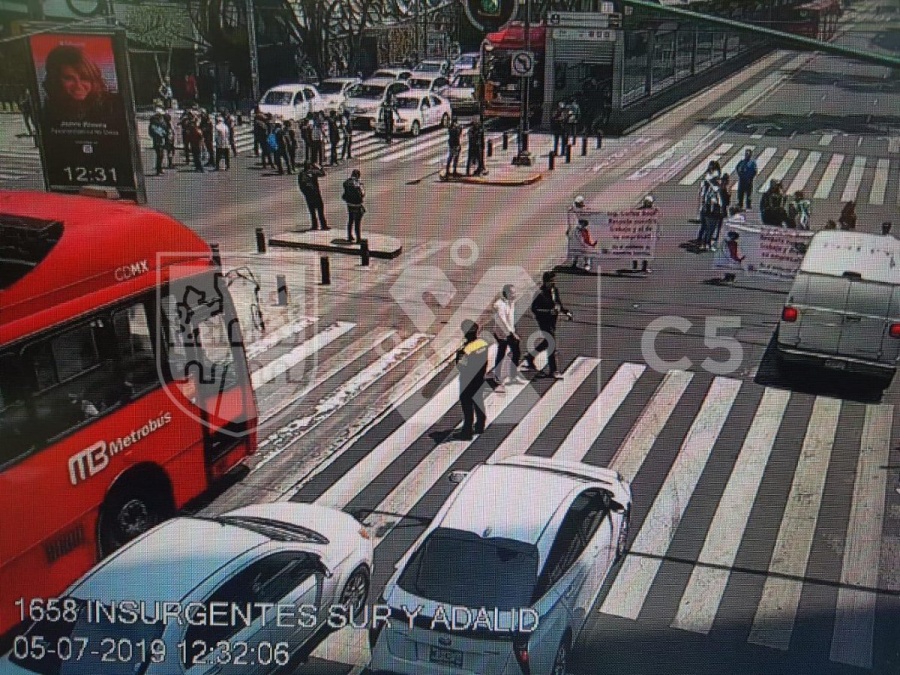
[240,317,896,671]
[0,148,41,181]
[672,143,900,207]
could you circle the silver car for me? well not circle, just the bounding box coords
[2,503,374,674]
[369,455,632,675]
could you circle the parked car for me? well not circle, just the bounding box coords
[776,229,900,388]
[407,74,452,98]
[344,79,411,129]
[2,503,374,674]
[413,59,452,76]
[369,455,632,675]
[317,77,362,113]
[258,83,324,121]
[371,67,413,82]
[374,92,452,136]
[447,69,480,114]
[455,52,481,71]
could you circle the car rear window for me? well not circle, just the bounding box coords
[262,91,293,105]
[318,82,344,94]
[397,528,538,610]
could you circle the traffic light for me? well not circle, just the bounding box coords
[479,0,501,17]
[464,0,516,32]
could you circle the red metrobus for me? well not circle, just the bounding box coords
[481,22,547,120]
[0,191,257,637]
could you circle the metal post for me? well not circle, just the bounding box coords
[245,0,260,103]
[512,0,533,166]
[360,239,370,266]
[565,144,572,163]
[276,275,288,305]
[320,256,331,285]
[210,244,222,268]
[502,132,508,150]
[487,139,493,157]
[255,228,266,253]
[548,151,555,170]
[581,135,587,156]
[596,132,603,149]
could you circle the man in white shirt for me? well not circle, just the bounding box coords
[214,116,230,170]
[490,285,525,393]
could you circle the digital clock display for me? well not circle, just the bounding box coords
[62,166,120,183]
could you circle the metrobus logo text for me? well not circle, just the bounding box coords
[114,259,150,282]
[68,412,173,485]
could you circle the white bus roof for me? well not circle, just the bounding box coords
[800,230,900,284]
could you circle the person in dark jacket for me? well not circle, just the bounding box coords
[297,162,328,231]
[455,320,489,441]
[183,110,204,172]
[524,271,572,379]
[342,169,365,243]
[148,109,167,175]
[341,109,353,159]
[199,110,215,167]
[272,122,292,174]
[328,111,341,165]
[284,120,298,171]
[466,120,485,176]
[446,118,462,177]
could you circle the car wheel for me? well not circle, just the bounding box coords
[441,113,450,127]
[551,639,569,675]
[98,483,172,557]
[615,508,631,562]
[411,120,421,137]
[339,565,370,619]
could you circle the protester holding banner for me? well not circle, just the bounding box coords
[713,216,814,281]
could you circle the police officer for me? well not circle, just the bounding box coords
[524,271,572,379]
[455,320,489,441]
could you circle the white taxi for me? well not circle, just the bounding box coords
[258,84,324,121]
[375,92,452,137]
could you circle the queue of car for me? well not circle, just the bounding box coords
[375,92,452,137]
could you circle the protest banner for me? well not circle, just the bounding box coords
[566,208,659,265]
[713,216,814,280]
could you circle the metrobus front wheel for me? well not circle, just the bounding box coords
[97,476,174,557]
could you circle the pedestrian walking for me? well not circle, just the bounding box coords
[551,102,566,155]
[163,113,176,168]
[297,162,329,231]
[328,111,341,165]
[341,109,353,159]
[380,93,396,144]
[253,108,267,159]
[565,97,581,145]
[310,115,325,166]
[700,177,725,250]
[284,120,298,171]
[697,161,721,243]
[466,119,485,176]
[632,195,654,273]
[199,110,215,167]
[524,271,572,379]
[342,168,365,243]
[445,118,462,177]
[224,111,237,156]
[838,201,857,230]
[19,91,34,136]
[184,111,204,172]
[213,115,230,170]
[272,122,292,174]
[735,149,758,209]
[454,320,489,441]
[158,77,173,109]
[490,285,525,392]
[148,108,168,175]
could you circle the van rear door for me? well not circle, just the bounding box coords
[796,274,851,354]
[836,279,892,360]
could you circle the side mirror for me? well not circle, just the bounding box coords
[316,558,333,578]
[448,470,468,484]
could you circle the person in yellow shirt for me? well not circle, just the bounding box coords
[455,320,489,441]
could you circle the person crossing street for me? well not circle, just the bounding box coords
[455,320,489,441]
[466,119,485,177]
[524,271,572,379]
[342,169,366,243]
[490,285,525,393]
[445,118,462,177]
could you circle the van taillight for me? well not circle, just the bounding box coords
[889,324,900,338]
[512,635,531,675]
[782,306,798,322]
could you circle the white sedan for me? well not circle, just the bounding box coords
[317,77,361,113]
[375,92,452,137]
[2,503,374,674]
[258,84,324,121]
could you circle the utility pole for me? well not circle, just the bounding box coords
[246,0,260,102]
[512,0,533,166]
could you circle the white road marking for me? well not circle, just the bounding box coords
[868,158,890,206]
[553,363,646,463]
[609,369,694,482]
[601,377,742,621]
[250,322,355,389]
[671,388,791,634]
[785,151,821,195]
[246,316,318,361]
[378,131,450,162]
[627,142,684,180]
[840,156,867,203]
[830,404,893,669]
[819,133,835,146]
[748,396,842,651]
[813,154,845,199]
[758,149,799,193]
[679,143,735,186]
[752,147,777,175]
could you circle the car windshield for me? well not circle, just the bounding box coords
[397,528,538,610]
[415,63,443,72]
[408,79,432,89]
[373,71,399,79]
[454,75,475,88]
[395,98,421,109]
[262,91,294,105]
[318,82,345,94]
[350,84,385,99]
[9,598,165,674]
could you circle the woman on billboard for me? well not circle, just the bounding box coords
[42,44,121,128]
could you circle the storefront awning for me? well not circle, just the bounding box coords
[486,22,547,51]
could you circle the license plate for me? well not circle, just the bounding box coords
[825,359,847,370]
[429,646,463,667]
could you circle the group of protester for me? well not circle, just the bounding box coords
[445,118,486,177]
[148,106,238,175]
[253,108,352,175]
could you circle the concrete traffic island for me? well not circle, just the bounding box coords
[438,169,542,186]
[268,230,403,259]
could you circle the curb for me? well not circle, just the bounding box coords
[439,171,543,186]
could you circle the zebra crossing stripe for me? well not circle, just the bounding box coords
[785,151,821,196]
[553,363,645,463]
[840,155,867,203]
[830,404,893,669]
[600,377,742,621]
[378,132,450,163]
[758,149,799,192]
[609,369,694,483]
[679,143,734,186]
[670,388,791,635]
[814,154,845,199]
[250,321,355,389]
[315,345,497,509]
[748,396,842,651]
[246,316,318,361]
[868,158,890,206]
[752,147,777,176]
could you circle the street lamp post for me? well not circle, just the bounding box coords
[246,0,261,103]
[512,0,532,166]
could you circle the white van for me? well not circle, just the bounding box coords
[776,230,900,388]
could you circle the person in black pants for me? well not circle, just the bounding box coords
[297,163,329,231]
[328,111,341,165]
[341,110,353,159]
[525,271,572,379]
[454,320,489,441]
[342,169,365,243]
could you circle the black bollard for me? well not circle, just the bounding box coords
[548,151,555,170]
[487,140,493,158]
[360,239,370,267]
[596,132,603,150]
[276,275,288,306]
[255,228,266,253]
[502,132,508,150]
[320,256,331,285]
[565,144,572,163]
[582,135,588,156]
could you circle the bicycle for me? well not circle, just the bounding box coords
[224,266,266,334]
